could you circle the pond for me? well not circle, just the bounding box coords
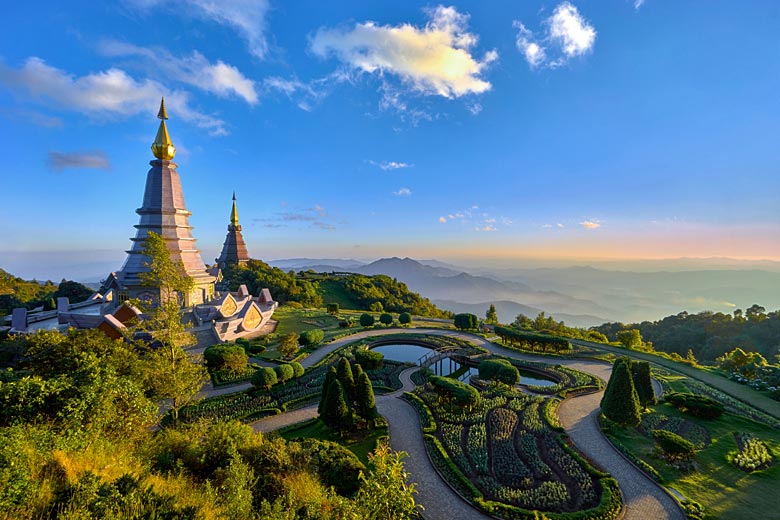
[371,343,473,379]
[518,369,557,388]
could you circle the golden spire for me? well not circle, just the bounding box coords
[151,97,176,160]
[230,191,239,226]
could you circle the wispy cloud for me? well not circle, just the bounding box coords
[368,160,412,171]
[99,40,258,104]
[393,187,412,196]
[634,0,646,9]
[580,220,601,229]
[47,151,111,172]
[0,57,227,135]
[255,204,337,230]
[125,0,271,59]
[514,2,596,69]
[311,5,497,110]
[439,205,508,231]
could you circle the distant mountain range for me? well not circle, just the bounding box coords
[269,256,780,327]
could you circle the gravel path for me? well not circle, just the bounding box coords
[235,328,684,520]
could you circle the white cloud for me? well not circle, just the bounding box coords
[369,160,412,171]
[580,220,601,229]
[47,151,111,172]
[310,5,496,99]
[557,223,564,228]
[394,187,412,196]
[475,225,496,232]
[99,41,258,104]
[513,2,596,68]
[126,0,271,59]
[542,224,553,228]
[438,216,447,223]
[634,0,646,9]
[549,2,597,58]
[0,57,227,135]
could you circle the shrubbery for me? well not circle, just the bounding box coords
[428,375,480,411]
[665,392,724,419]
[299,329,325,347]
[453,313,478,330]
[354,348,384,370]
[494,326,572,353]
[359,314,375,327]
[653,429,696,460]
[478,358,519,386]
[203,344,248,374]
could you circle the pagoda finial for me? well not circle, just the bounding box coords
[230,192,239,226]
[152,97,176,160]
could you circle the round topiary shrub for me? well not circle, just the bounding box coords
[379,313,393,326]
[275,363,295,383]
[354,348,384,370]
[289,361,305,378]
[251,367,277,389]
[398,312,412,325]
[359,313,375,327]
[203,344,248,374]
[300,329,325,347]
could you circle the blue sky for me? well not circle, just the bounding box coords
[1,0,779,279]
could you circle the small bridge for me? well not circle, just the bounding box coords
[418,347,475,380]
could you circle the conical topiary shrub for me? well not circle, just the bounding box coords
[601,358,642,427]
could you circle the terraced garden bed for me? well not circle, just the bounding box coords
[409,383,621,519]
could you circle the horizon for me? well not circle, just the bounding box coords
[1,1,779,273]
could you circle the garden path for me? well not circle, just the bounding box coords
[234,328,685,520]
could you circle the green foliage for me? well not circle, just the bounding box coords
[593,305,780,361]
[289,361,305,378]
[252,367,278,389]
[494,325,572,353]
[299,438,366,495]
[631,361,656,409]
[379,313,394,326]
[322,379,350,431]
[223,259,323,307]
[398,312,412,325]
[359,313,375,327]
[616,329,644,350]
[652,429,696,459]
[337,357,355,401]
[486,304,498,325]
[341,273,450,317]
[203,344,248,374]
[299,328,325,347]
[275,363,295,383]
[355,372,378,428]
[428,375,480,410]
[453,313,478,330]
[326,303,339,315]
[601,358,641,427]
[355,348,384,370]
[353,443,420,520]
[318,367,337,416]
[665,392,725,419]
[730,432,774,472]
[277,332,300,359]
[0,269,90,318]
[478,359,519,386]
[717,347,768,378]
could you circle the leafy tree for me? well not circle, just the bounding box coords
[398,312,412,326]
[359,313,375,327]
[326,303,339,315]
[322,379,350,431]
[203,344,248,374]
[289,361,304,378]
[277,332,300,359]
[299,329,324,347]
[353,443,420,520]
[379,313,393,326]
[275,363,294,383]
[631,360,656,409]
[453,313,478,330]
[355,371,378,428]
[369,301,384,313]
[251,367,278,389]
[54,280,94,303]
[601,358,641,427]
[136,232,206,424]
[512,313,535,329]
[485,304,498,325]
[616,329,643,350]
[318,367,338,415]
[337,357,355,402]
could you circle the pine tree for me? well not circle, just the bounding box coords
[323,379,350,432]
[337,357,355,402]
[601,358,641,427]
[355,371,378,429]
[631,360,656,410]
[318,366,337,415]
[486,304,498,325]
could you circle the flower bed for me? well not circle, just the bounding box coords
[730,432,774,472]
[413,383,621,519]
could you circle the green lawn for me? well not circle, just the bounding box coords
[278,418,388,466]
[606,403,780,519]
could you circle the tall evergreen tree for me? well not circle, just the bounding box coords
[318,366,338,415]
[322,379,350,432]
[486,304,498,325]
[601,359,641,427]
[355,371,378,429]
[631,360,656,410]
[337,357,355,402]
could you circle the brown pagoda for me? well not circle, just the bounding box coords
[106,98,217,306]
[217,192,250,268]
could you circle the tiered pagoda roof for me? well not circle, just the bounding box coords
[217,192,250,268]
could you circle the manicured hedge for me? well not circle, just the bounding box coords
[355,348,384,370]
[403,392,436,433]
[653,429,696,459]
[665,392,725,419]
[494,326,572,353]
[479,358,520,386]
[428,375,480,410]
[299,329,325,347]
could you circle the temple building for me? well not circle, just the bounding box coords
[103,99,217,306]
[216,192,250,268]
[7,99,277,342]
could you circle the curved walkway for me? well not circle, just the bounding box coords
[241,328,683,520]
